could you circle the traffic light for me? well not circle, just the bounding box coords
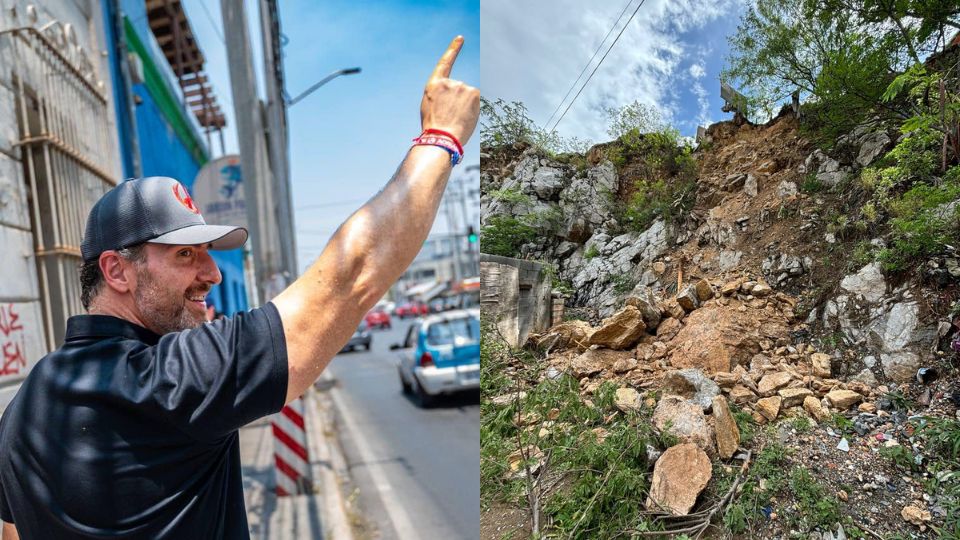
[467,226,478,244]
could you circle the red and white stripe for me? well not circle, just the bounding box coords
[272,398,313,496]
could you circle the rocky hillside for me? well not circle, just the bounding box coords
[480,110,960,538]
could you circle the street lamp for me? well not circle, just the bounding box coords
[286,67,361,106]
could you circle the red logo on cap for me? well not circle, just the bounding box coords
[173,183,201,214]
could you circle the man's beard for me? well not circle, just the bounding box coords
[133,266,209,335]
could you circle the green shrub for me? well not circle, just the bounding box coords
[488,188,532,206]
[583,244,599,260]
[480,216,538,257]
[877,170,960,272]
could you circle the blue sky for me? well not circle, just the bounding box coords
[481,0,747,144]
[181,0,480,273]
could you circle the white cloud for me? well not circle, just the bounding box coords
[481,0,738,143]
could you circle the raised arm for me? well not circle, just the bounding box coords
[272,36,480,404]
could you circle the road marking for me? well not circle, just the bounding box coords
[327,376,420,540]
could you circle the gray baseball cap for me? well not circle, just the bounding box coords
[81,176,248,261]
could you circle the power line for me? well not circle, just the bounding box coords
[543,0,635,130]
[549,0,647,133]
[196,0,226,45]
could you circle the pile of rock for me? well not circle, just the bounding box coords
[527,274,888,517]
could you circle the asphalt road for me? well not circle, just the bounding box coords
[322,317,479,540]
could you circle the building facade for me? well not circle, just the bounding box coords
[0,0,121,406]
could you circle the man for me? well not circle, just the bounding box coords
[0,36,478,539]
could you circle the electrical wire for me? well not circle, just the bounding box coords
[548,0,647,133]
[542,0,636,130]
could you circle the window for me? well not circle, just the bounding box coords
[426,316,478,346]
[403,323,419,349]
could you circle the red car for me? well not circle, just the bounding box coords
[365,309,392,329]
[395,302,429,319]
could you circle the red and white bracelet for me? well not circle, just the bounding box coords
[412,128,464,165]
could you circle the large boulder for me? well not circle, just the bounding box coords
[589,306,647,350]
[661,369,721,411]
[646,443,712,516]
[668,304,790,374]
[653,396,715,454]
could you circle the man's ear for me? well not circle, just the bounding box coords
[98,251,136,294]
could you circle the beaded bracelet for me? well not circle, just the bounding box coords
[413,129,464,165]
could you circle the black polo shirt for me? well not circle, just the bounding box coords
[0,303,288,539]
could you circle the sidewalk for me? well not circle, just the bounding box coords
[240,387,355,540]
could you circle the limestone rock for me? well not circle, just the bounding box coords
[803,395,829,422]
[721,279,743,296]
[826,389,863,410]
[901,505,932,527]
[615,387,643,413]
[653,396,715,454]
[758,372,793,395]
[646,443,712,516]
[778,387,814,408]
[728,385,757,404]
[490,392,527,406]
[810,353,832,379]
[656,317,683,341]
[852,368,878,387]
[712,396,740,459]
[662,369,721,411]
[669,304,790,374]
[661,298,686,321]
[625,288,662,330]
[676,286,700,312]
[570,348,634,378]
[755,396,782,422]
[589,306,647,350]
[839,262,885,303]
[542,320,595,351]
[612,357,639,373]
[694,279,714,302]
[751,282,773,297]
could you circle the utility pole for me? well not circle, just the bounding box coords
[443,192,461,284]
[259,0,298,282]
[221,0,281,305]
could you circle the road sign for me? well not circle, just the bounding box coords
[191,155,247,229]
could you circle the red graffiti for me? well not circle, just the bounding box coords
[0,303,23,337]
[0,304,26,376]
[0,342,24,375]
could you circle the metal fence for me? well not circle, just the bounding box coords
[2,26,116,351]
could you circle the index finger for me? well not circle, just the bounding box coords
[430,36,464,81]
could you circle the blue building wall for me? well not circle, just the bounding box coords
[102,0,249,315]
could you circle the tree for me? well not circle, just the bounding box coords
[723,0,958,140]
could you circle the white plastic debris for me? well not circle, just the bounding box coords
[837,438,850,452]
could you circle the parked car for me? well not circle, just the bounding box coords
[392,309,480,406]
[340,321,371,352]
[395,302,416,319]
[364,309,392,329]
[395,301,429,319]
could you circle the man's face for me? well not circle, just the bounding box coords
[131,244,223,335]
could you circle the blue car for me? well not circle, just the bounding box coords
[392,309,480,407]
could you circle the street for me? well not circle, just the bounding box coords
[323,317,480,539]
